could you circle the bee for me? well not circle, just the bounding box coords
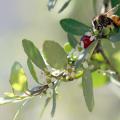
[92,5,120,32]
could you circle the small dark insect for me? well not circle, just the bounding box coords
[92,5,120,31]
[29,85,49,96]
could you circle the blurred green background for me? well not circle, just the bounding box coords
[0,0,120,120]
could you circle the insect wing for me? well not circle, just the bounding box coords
[105,4,120,17]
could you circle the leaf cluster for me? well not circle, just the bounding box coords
[1,0,120,119]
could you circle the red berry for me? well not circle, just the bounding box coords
[81,35,93,48]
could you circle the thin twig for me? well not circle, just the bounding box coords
[96,41,120,80]
[13,99,30,120]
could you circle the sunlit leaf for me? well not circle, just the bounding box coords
[48,0,57,11]
[58,0,71,13]
[75,71,83,79]
[10,62,28,92]
[92,70,109,88]
[22,39,46,71]
[82,69,94,112]
[43,40,67,69]
[60,18,90,36]
[64,42,72,53]
[92,53,105,62]
[27,58,39,84]
[67,33,78,48]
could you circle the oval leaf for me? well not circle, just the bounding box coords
[110,32,120,42]
[76,40,98,70]
[51,81,58,117]
[92,70,109,88]
[10,62,28,92]
[92,53,105,62]
[60,18,90,35]
[64,42,72,53]
[67,33,78,48]
[43,40,67,69]
[27,58,39,84]
[82,69,94,112]
[22,39,46,71]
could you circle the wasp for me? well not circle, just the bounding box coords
[92,5,120,33]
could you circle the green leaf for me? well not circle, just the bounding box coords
[27,58,39,84]
[75,70,83,79]
[43,40,67,69]
[102,27,111,36]
[76,40,98,70]
[82,69,94,112]
[58,0,71,13]
[92,53,105,62]
[85,40,98,60]
[22,39,46,71]
[110,32,120,42]
[10,62,28,92]
[51,82,57,117]
[60,18,90,36]
[111,1,120,16]
[92,70,109,88]
[64,42,73,53]
[101,39,120,73]
[67,33,78,48]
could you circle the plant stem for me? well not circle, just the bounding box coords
[97,41,120,80]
